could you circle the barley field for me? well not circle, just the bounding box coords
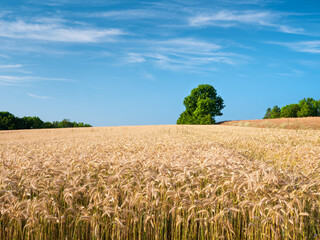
[0,125,320,239]
[220,117,320,130]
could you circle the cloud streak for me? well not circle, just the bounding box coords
[27,93,50,99]
[268,41,320,53]
[0,64,23,69]
[88,9,162,20]
[189,10,305,35]
[124,53,146,64]
[216,0,283,5]
[0,75,71,86]
[142,71,156,81]
[122,38,247,70]
[190,11,272,26]
[0,19,125,43]
[278,69,304,77]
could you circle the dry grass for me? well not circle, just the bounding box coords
[220,117,320,130]
[0,125,320,239]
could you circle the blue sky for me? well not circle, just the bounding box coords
[0,0,319,126]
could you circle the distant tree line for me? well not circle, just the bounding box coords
[264,98,320,119]
[0,111,92,130]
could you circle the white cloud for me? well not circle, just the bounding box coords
[0,75,70,86]
[0,11,11,18]
[278,69,304,77]
[27,93,50,99]
[142,71,156,81]
[0,64,22,69]
[216,0,283,5]
[190,11,272,26]
[299,60,320,69]
[278,25,305,34]
[0,54,9,58]
[124,53,146,63]
[0,39,83,56]
[268,41,320,53]
[123,38,246,70]
[89,9,160,20]
[27,0,113,6]
[0,19,125,43]
[189,10,305,35]
[156,38,221,54]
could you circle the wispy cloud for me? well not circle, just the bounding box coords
[122,38,247,70]
[216,0,283,5]
[278,69,304,77]
[142,71,156,81]
[299,60,320,69]
[0,64,22,69]
[277,25,305,34]
[88,9,162,20]
[189,10,305,35]
[0,19,125,43]
[268,41,320,53]
[190,11,272,26]
[124,53,146,64]
[155,38,221,54]
[0,54,9,58]
[27,93,50,99]
[0,75,71,86]
[27,0,115,6]
[0,39,83,56]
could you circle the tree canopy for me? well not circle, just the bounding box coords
[0,112,92,130]
[177,84,225,125]
[264,98,320,119]
[264,106,281,119]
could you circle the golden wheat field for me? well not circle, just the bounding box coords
[221,117,320,130]
[1,125,320,240]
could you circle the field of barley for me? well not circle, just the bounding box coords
[1,125,320,239]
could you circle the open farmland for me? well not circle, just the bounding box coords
[220,117,320,130]
[1,125,320,239]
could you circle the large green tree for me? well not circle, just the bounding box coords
[177,84,224,125]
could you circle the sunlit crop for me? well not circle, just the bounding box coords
[221,116,320,130]
[1,125,320,239]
